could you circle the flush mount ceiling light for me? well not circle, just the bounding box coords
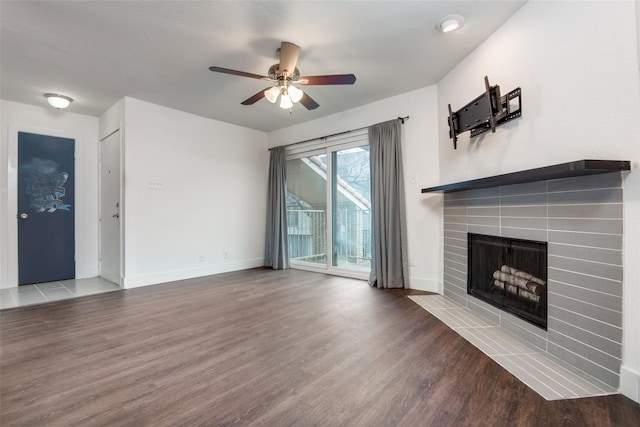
[438,14,465,33]
[44,93,73,109]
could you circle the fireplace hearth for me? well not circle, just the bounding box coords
[467,233,548,329]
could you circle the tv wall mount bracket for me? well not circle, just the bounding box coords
[447,76,522,149]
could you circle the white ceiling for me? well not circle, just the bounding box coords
[0,1,526,132]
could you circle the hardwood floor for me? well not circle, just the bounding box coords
[1,268,638,426]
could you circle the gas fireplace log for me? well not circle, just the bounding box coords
[492,270,545,296]
[493,279,541,303]
[500,265,545,286]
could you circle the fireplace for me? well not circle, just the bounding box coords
[467,233,548,329]
[434,168,626,387]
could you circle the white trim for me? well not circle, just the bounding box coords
[76,267,100,280]
[122,258,263,289]
[408,277,440,292]
[620,365,640,403]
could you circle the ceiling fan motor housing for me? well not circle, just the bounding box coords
[268,64,301,82]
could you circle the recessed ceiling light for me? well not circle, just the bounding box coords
[44,93,73,109]
[438,14,465,33]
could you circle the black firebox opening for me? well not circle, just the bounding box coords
[467,233,548,329]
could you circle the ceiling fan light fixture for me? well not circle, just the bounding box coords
[44,93,73,109]
[438,14,464,33]
[288,85,304,103]
[279,93,293,109]
[265,86,280,103]
[209,40,356,111]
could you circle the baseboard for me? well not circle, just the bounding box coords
[76,267,100,280]
[619,365,640,403]
[408,277,440,293]
[122,258,264,289]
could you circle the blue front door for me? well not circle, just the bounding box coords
[17,132,75,285]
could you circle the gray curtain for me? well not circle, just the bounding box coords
[264,146,289,269]
[368,119,409,288]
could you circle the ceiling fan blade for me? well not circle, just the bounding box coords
[241,88,271,105]
[279,42,300,75]
[298,74,357,85]
[209,66,269,80]
[299,92,320,110]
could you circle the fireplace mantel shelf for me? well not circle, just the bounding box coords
[421,159,631,193]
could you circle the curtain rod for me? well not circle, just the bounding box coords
[269,116,409,151]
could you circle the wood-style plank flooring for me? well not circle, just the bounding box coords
[1,268,639,426]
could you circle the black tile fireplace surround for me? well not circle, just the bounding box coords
[467,233,548,329]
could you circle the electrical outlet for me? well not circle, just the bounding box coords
[198,254,205,263]
[224,250,229,259]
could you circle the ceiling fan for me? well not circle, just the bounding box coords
[209,41,356,110]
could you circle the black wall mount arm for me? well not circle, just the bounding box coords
[448,76,522,149]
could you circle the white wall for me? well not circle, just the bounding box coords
[1,96,269,289]
[436,1,640,402]
[0,100,100,287]
[268,86,442,292]
[120,98,268,287]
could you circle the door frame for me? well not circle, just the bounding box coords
[7,124,83,287]
[98,127,124,286]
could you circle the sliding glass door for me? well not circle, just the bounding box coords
[285,156,327,267]
[286,139,371,278]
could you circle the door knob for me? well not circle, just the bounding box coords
[19,213,28,220]
[113,213,119,218]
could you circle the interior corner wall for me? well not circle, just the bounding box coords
[267,86,442,292]
[436,1,640,402]
[120,97,268,288]
[0,99,100,288]
[99,98,125,139]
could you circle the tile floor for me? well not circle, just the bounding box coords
[0,277,121,310]
[409,294,618,400]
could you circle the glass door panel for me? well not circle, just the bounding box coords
[331,146,371,272]
[285,157,327,267]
